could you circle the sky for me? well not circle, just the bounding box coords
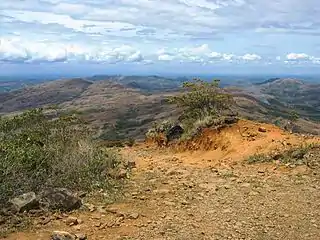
[1,0,320,76]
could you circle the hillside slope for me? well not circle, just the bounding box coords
[4,120,320,240]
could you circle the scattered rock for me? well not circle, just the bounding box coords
[153,188,170,194]
[75,233,87,240]
[40,188,82,211]
[9,192,39,213]
[66,217,79,226]
[84,204,96,212]
[258,127,267,133]
[51,231,75,240]
[42,217,52,225]
[128,213,140,219]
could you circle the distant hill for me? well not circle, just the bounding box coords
[85,75,185,92]
[0,76,319,140]
[254,77,281,85]
[0,78,93,113]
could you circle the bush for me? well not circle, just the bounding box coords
[145,78,236,144]
[168,78,234,123]
[0,108,120,206]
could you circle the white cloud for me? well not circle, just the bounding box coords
[158,54,175,61]
[0,38,144,63]
[1,0,319,68]
[286,53,311,60]
[241,54,262,61]
[155,44,261,63]
[285,53,320,64]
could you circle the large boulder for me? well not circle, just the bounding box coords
[39,188,82,211]
[166,125,184,142]
[9,192,39,213]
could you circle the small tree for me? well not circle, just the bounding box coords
[287,109,299,133]
[168,78,234,123]
[288,110,299,123]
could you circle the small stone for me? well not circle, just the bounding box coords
[249,191,259,196]
[181,200,189,205]
[129,213,139,219]
[75,233,87,240]
[66,217,79,226]
[51,231,75,240]
[106,207,118,214]
[223,208,232,214]
[258,127,267,133]
[85,204,95,212]
[153,189,170,194]
[164,201,175,206]
[42,217,52,225]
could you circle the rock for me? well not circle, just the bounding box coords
[39,188,82,211]
[42,217,52,225]
[153,188,170,194]
[66,217,79,226]
[9,192,39,213]
[258,127,267,133]
[128,213,140,219]
[51,231,75,240]
[75,233,87,240]
[166,125,184,142]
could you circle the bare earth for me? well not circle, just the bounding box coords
[4,120,320,240]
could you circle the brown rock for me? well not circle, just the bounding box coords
[128,213,140,219]
[258,127,267,132]
[75,233,87,240]
[51,231,75,240]
[66,217,79,226]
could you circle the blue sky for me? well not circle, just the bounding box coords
[1,0,320,75]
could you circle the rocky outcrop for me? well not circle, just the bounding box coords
[39,188,82,211]
[8,188,82,213]
[9,192,39,213]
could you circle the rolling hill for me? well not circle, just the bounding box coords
[0,76,319,140]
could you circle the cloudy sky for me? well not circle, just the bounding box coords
[1,0,320,75]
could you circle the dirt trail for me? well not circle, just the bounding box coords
[4,121,320,240]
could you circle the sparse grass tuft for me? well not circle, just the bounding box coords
[246,143,320,166]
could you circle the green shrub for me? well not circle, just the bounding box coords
[0,108,120,206]
[168,78,234,122]
[146,78,236,143]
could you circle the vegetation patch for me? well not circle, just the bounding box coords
[247,143,320,168]
[146,78,237,145]
[0,108,121,207]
